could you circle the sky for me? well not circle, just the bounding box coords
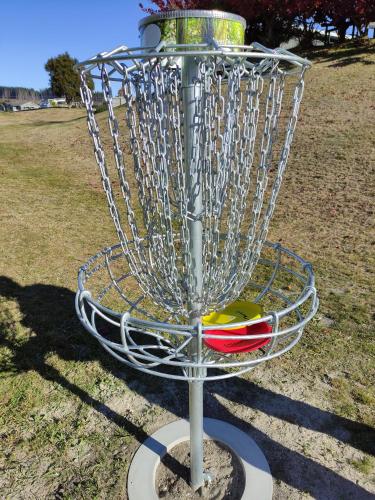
[1,0,153,90]
[2,1,365,90]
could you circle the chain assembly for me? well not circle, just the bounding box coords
[79,42,309,319]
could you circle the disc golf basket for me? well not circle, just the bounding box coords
[75,9,318,499]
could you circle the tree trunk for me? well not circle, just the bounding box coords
[336,19,349,43]
[263,16,277,47]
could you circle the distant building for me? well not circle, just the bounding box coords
[40,97,67,108]
[1,100,24,111]
[368,22,375,38]
[1,100,39,111]
[112,96,125,108]
[19,101,40,111]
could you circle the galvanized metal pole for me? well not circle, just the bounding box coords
[188,374,204,492]
[182,54,205,493]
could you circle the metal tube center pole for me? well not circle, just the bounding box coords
[188,376,204,492]
[182,54,205,492]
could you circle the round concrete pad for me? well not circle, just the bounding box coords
[127,418,273,500]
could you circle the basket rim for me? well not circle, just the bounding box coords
[76,43,311,76]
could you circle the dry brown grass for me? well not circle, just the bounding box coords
[0,40,374,499]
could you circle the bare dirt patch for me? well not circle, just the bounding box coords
[156,440,245,499]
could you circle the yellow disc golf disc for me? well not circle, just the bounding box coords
[202,301,264,330]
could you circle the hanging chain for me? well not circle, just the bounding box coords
[80,52,307,318]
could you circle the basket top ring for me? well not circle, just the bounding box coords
[139,9,247,30]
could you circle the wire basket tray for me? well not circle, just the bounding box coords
[76,239,318,382]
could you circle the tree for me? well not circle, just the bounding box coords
[316,0,375,42]
[45,52,93,104]
[143,0,375,46]
[141,0,317,47]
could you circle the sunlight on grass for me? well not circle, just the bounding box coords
[0,42,374,498]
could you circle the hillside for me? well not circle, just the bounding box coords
[0,40,374,499]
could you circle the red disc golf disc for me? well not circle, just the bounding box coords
[204,321,272,353]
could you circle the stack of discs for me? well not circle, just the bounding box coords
[202,302,272,353]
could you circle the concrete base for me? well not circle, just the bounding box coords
[127,418,273,500]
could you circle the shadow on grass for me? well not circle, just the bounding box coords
[28,115,86,127]
[328,56,375,68]
[302,40,375,66]
[0,276,374,498]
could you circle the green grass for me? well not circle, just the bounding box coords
[1,41,375,498]
[349,456,374,476]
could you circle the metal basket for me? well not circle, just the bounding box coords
[75,10,318,496]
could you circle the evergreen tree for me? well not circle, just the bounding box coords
[45,52,93,103]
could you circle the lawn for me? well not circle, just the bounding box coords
[0,40,374,499]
